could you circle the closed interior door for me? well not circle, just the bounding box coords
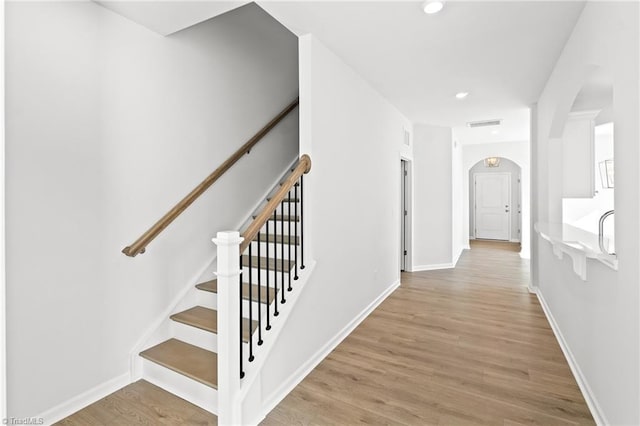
[401,160,408,271]
[474,173,511,240]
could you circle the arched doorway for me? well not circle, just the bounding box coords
[469,157,522,243]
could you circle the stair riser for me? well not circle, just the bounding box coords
[240,268,296,286]
[246,242,298,260]
[170,321,217,352]
[142,359,218,414]
[197,286,276,314]
[170,321,253,354]
[259,221,299,237]
[196,290,217,309]
[270,202,299,215]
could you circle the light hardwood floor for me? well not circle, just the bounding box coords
[55,380,217,425]
[262,240,594,425]
[58,240,593,425]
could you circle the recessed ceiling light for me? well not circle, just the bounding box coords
[423,1,444,14]
[455,92,469,99]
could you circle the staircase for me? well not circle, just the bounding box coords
[137,189,301,409]
[121,99,311,423]
[130,167,309,422]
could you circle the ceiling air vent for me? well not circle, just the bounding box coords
[467,119,502,128]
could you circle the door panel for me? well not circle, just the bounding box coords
[475,173,511,240]
[401,160,407,271]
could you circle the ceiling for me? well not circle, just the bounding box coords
[96,1,586,145]
[96,1,248,36]
[259,1,585,144]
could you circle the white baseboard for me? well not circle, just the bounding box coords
[37,372,130,425]
[532,288,607,426]
[412,263,454,272]
[253,279,401,425]
[239,261,317,399]
[452,246,465,267]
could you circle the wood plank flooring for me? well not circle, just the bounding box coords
[55,380,216,425]
[262,240,594,425]
[58,240,592,425]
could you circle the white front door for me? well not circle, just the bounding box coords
[474,173,511,240]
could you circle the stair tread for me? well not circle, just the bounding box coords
[255,215,300,222]
[196,280,276,304]
[252,234,300,245]
[242,255,294,272]
[170,306,257,342]
[140,338,218,389]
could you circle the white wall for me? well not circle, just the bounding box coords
[0,0,6,420]
[461,141,530,259]
[469,158,521,242]
[533,3,639,424]
[5,1,298,417]
[451,139,465,262]
[412,124,454,269]
[248,34,412,421]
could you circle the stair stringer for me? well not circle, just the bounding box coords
[237,260,317,424]
[128,157,298,385]
[129,260,217,383]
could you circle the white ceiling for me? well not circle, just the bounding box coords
[96,1,248,36]
[259,1,585,144]
[95,0,585,145]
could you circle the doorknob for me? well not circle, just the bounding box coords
[505,209,510,213]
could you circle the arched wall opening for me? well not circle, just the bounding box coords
[461,142,531,259]
[469,158,522,243]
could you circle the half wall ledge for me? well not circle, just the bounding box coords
[534,222,618,281]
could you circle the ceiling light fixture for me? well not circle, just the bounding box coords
[423,1,444,14]
[484,157,501,168]
[455,92,469,99]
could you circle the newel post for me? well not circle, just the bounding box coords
[213,231,243,425]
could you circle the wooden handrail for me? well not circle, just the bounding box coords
[122,97,300,257]
[240,154,311,253]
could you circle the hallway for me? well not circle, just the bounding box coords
[262,241,594,425]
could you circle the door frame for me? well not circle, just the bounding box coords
[1,0,7,418]
[400,157,412,272]
[472,172,512,241]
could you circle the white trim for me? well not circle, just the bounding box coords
[142,361,217,414]
[452,245,465,267]
[250,279,401,425]
[129,157,299,380]
[1,0,6,419]
[532,287,607,426]
[399,156,413,273]
[239,261,317,399]
[411,263,455,272]
[37,372,130,425]
[129,250,217,380]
